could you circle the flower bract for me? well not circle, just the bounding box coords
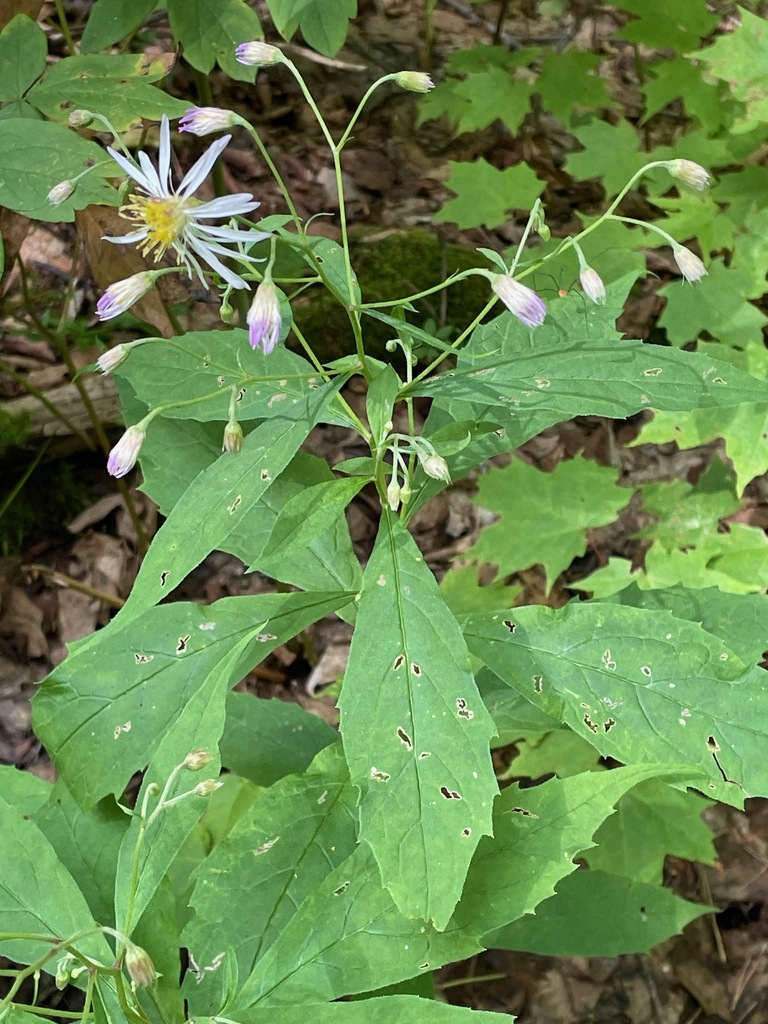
[105,116,269,290]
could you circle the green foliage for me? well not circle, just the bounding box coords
[268,0,357,57]
[0,15,46,104]
[436,159,545,230]
[166,0,262,82]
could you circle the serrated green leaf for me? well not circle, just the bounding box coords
[33,785,127,927]
[199,996,513,1024]
[184,744,358,1013]
[601,583,768,668]
[0,14,46,102]
[220,691,338,786]
[565,119,653,194]
[614,0,717,50]
[506,728,601,780]
[637,460,740,550]
[454,763,697,936]
[32,590,350,807]
[114,380,344,627]
[486,869,709,956]
[439,566,522,617]
[167,0,262,81]
[586,779,715,883]
[0,119,117,222]
[0,795,113,967]
[436,158,545,230]
[462,602,768,806]
[690,9,768,127]
[465,456,630,592]
[536,49,613,121]
[452,67,533,135]
[339,511,497,928]
[80,0,157,51]
[232,844,481,1009]
[27,54,188,130]
[641,56,726,132]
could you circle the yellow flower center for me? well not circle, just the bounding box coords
[120,194,189,261]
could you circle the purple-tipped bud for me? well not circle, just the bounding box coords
[579,266,606,305]
[107,424,145,478]
[421,454,451,483]
[183,749,212,771]
[124,943,157,988]
[394,71,434,94]
[179,107,238,137]
[235,40,282,67]
[666,159,710,191]
[96,272,155,321]
[673,245,708,283]
[247,279,281,354]
[490,275,547,328]
[47,181,75,206]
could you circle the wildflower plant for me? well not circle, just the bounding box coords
[3,18,768,1024]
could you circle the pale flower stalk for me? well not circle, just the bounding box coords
[105,115,269,290]
[579,266,606,305]
[673,245,708,283]
[96,271,156,321]
[179,107,238,137]
[490,274,547,328]
[107,424,146,478]
[247,278,282,353]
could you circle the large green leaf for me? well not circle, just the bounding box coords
[0,766,51,814]
[232,845,481,1009]
[33,590,350,807]
[462,602,768,806]
[113,379,344,628]
[268,0,356,56]
[27,54,188,130]
[199,997,514,1024]
[339,511,497,929]
[454,764,699,937]
[486,869,708,956]
[166,0,262,81]
[220,692,337,786]
[184,744,358,1014]
[0,795,113,968]
[464,456,630,592]
[0,119,117,222]
[80,0,157,51]
[0,14,46,102]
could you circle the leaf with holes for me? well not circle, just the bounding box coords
[231,844,481,1009]
[32,590,351,808]
[184,744,358,1015]
[462,602,768,806]
[339,511,497,929]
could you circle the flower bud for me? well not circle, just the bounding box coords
[183,749,212,771]
[666,159,710,191]
[673,245,707,283]
[68,109,94,128]
[222,419,244,454]
[96,344,128,375]
[194,779,223,797]
[579,266,606,305]
[235,40,283,67]
[179,107,238,137]
[47,180,75,206]
[490,274,547,328]
[395,71,434,94]
[247,279,282,354]
[124,943,157,988]
[55,956,73,990]
[386,478,401,511]
[421,454,451,483]
[220,295,234,323]
[96,271,156,321]
[107,424,145,478]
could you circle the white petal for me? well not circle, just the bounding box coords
[195,224,271,244]
[137,150,163,197]
[103,228,149,244]
[106,146,153,191]
[191,195,259,218]
[178,135,231,197]
[185,233,249,289]
[158,115,172,190]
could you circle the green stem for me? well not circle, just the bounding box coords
[240,121,304,237]
[337,74,399,150]
[359,268,478,310]
[53,0,77,55]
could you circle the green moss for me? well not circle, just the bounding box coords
[0,409,30,457]
[291,228,490,362]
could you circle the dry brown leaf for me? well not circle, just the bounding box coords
[0,583,48,660]
[0,0,42,29]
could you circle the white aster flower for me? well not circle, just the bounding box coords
[673,245,708,283]
[105,115,269,290]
